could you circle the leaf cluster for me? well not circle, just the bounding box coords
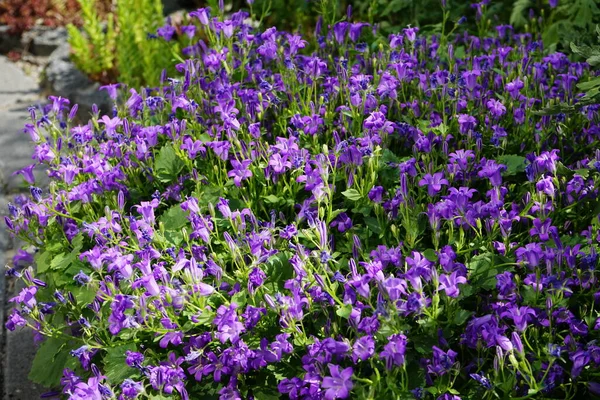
[67,0,174,87]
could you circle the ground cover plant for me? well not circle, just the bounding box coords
[5,2,600,399]
[0,0,112,35]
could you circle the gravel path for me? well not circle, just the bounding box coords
[0,55,47,400]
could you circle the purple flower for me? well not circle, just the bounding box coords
[99,83,120,100]
[352,335,375,362]
[190,8,210,25]
[278,377,303,399]
[98,115,122,137]
[438,271,467,298]
[368,186,384,203]
[180,25,196,39]
[330,213,353,233]
[13,164,36,185]
[486,99,506,117]
[506,78,524,99]
[516,243,543,268]
[125,351,144,368]
[419,172,449,196]
[380,334,407,369]
[322,364,353,399]
[470,373,492,389]
[501,306,537,331]
[457,114,477,134]
[228,159,253,187]
[428,346,458,376]
[121,379,143,398]
[536,175,555,197]
[478,159,505,187]
[403,26,419,42]
[5,310,27,331]
[529,218,557,242]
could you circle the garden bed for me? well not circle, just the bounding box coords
[4,2,600,400]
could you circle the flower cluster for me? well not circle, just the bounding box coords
[5,5,600,400]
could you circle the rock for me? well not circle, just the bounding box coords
[0,25,21,54]
[44,57,91,96]
[44,43,113,117]
[163,0,183,15]
[47,40,70,63]
[74,83,112,117]
[22,26,68,56]
[44,42,90,98]
[0,196,11,251]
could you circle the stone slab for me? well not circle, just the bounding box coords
[0,56,39,108]
[3,241,46,400]
[0,55,47,399]
[4,311,46,400]
[0,107,43,192]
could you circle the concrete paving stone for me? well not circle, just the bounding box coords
[0,56,46,193]
[0,57,39,109]
[3,251,46,400]
[0,107,47,192]
[4,319,47,400]
[0,55,48,400]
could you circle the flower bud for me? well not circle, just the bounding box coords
[511,332,524,355]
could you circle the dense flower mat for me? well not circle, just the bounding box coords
[5,7,600,400]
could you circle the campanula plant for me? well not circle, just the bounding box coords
[5,2,600,400]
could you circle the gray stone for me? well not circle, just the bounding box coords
[0,53,47,400]
[0,197,11,251]
[0,107,43,192]
[0,56,43,192]
[0,26,21,54]
[22,27,68,57]
[4,286,47,400]
[44,57,91,98]
[44,44,112,117]
[163,0,183,15]
[73,83,112,117]
[0,56,39,108]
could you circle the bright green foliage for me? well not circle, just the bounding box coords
[67,0,174,87]
[115,0,174,88]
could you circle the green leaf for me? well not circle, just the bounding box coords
[364,216,382,234]
[342,189,362,201]
[264,252,293,291]
[423,249,438,262]
[103,344,138,384]
[336,303,353,319]
[35,251,52,274]
[263,195,281,204]
[71,233,84,252]
[73,286,97,305]
[575,169,590,179]
[467,252,512,291]
[453,310,472,326]
[577,78,600,91]
[160,204,188,231]
[231,291,247,307]
[158,204,189,246]
[498,155,527,176]
[155,146,184,183]
[510,0,531,27]
[51,252,77,271]
[254,390,281,400]
[195,309,215,325]
[29,337,74,387]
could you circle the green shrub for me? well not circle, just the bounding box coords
[67,0,175,87]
